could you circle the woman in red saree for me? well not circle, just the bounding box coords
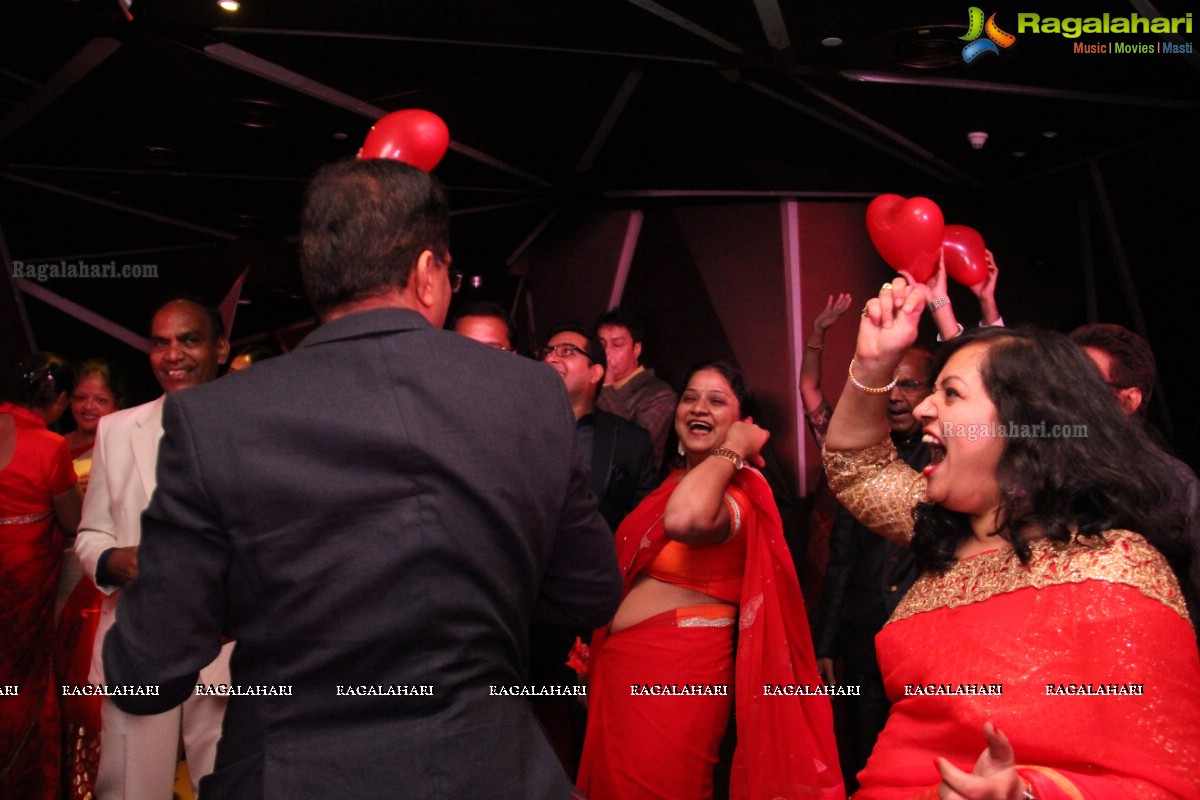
[577,362,843,800]
[1,353,81,800]
[823,279,1200,799]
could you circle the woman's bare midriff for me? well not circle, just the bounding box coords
[609,574,735,634]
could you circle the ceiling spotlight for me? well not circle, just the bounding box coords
[332,132,348,141]
[1013,151,1027,158]
[1041,130,1058,138]
[218,0,240,12]
[821,36,843,47]
[967,131,989,150]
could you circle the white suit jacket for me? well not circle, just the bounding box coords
[76,395,231,686]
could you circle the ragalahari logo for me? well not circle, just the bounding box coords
[960,7,1017,62]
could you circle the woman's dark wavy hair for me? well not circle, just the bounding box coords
[12,352,75,410]
[679,360,759,421]
[910,326,1195,609]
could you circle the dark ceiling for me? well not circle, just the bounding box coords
[2,0,1198,389]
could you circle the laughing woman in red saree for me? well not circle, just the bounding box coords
[823,279,1200,799]
[1,353,81,800]
[577,361,843,800]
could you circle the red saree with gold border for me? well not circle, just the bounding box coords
[826,439,1200,799]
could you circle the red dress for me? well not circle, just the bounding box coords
[0,402,77,799]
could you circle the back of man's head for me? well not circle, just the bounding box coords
[301,159,449,317]
[1069,323,1156,415]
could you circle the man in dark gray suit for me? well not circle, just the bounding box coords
[102,159,623,799]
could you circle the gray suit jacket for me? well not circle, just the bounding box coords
[103,308,621,799]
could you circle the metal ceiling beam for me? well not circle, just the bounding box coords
[205,42,388,117]
[214,27,719,67]
[741,80,974,186]
[15,278,153,352]
[622,0,744,54]
[604,189,881,199]
[204,43,557,189]
[0,38,122,144]
[577,64,645,172]
[750,0,796,70]
[0,171,240,240]
[839,70,1196,109]
[1002,122,1200,188]
[0,163,306,183]
[15,243,218,264]
[449,197,550,217]
[786,78,982,186]
[1127,0,1200,73]
[1,226,39,356]
[505,210,559,267]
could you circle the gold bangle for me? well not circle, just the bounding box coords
[848,358,898,394]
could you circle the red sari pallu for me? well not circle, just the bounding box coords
[577,467,844,800]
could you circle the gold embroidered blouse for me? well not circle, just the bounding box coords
[822,437,1190,623]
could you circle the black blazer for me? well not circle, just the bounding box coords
[104,308,622,800]
[589,410,660,533]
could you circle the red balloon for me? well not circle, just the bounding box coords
[358,109,450,171]
[942,225,989,286]
[865,194,945,283]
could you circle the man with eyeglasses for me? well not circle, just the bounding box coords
[536,325,659,534]
[452,300,516,353]
[533,324,658,773]
[814,346,933,791]
[100,159,621,800]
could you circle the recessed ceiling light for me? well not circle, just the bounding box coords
[1041,131,1058,138]
[1013,151,1027,158]
[821,37,843,47]
[332,132,348,141]
[218,1,240,12]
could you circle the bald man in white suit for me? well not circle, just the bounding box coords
[75,298,232,799]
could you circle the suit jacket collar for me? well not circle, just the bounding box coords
[297,307,433,350]
[589,410,620,500]
[131,395,166,501]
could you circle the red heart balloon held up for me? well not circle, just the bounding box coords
[865,194,945,283]
[358,109,450,172]
[942,225,989,286]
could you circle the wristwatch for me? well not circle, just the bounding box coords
[710,448,744,470]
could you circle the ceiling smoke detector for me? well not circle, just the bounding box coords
[967,131,989,150]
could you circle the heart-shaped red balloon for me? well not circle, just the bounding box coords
[865,194,945,282]
[942,225,989,286]
[358,109,450,172]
